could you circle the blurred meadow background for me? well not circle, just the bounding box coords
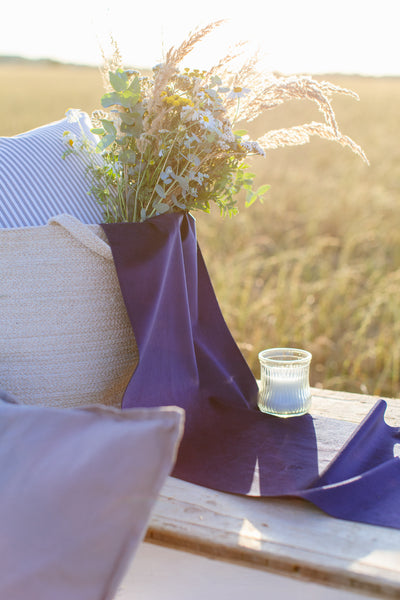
[2,0,400,398]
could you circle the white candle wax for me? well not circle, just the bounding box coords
[259,372,310,416]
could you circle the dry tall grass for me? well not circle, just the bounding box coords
[2,63,400,397]
[0,63,103,135]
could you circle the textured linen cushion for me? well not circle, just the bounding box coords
[0,111,103,228]
[0,214,138,408]
[0,390,184,600]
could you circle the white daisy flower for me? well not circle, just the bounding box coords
[180,105,201,122]
[228,86,251,99]
[65,108,84,123]
[62,130,78,148]
[198,111,221,133]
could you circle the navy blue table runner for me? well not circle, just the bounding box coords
[102,212,400,530]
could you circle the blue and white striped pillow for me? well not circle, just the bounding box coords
[0,111,103,228]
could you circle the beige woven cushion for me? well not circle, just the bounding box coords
[0,214,138,408]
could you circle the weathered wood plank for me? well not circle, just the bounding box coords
[311,388,400,424]
[147,478,400,598]
[145,390,400,598]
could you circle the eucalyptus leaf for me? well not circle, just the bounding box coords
[210,75,222,87]
[101,92,124,108]
[120,121,143,136]
[234,129,248,137]
[171,195,187,209]
[128,76,141,95]
[153,202,170,214]
[125,92,140,109]
[119,149,136,164]
[109,70,129,92]
[96,134,116,153]
[101,120,117,135]
[173,174,189,192]
[245,191,258,208]
[155,184,166,199]
[118,136,130,147]
[257,184,270,195]
[101,90,140,110]
[119,113,137,125]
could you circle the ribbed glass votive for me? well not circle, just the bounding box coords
[258,348,312,417]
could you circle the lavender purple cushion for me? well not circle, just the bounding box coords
[0,391,183,600]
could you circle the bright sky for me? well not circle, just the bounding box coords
[2,0,400,76]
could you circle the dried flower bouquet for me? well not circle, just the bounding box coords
[63,21,367,223]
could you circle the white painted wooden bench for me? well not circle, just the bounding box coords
[117,389,400,599]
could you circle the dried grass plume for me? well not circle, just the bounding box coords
[100,21,368,164]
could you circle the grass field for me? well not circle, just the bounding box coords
[2,62,400,397]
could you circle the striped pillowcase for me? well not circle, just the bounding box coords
[0,112,103,228]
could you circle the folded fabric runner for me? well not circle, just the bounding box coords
[103,212,400,530]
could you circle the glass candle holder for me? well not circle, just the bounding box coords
[258,348,312,417]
